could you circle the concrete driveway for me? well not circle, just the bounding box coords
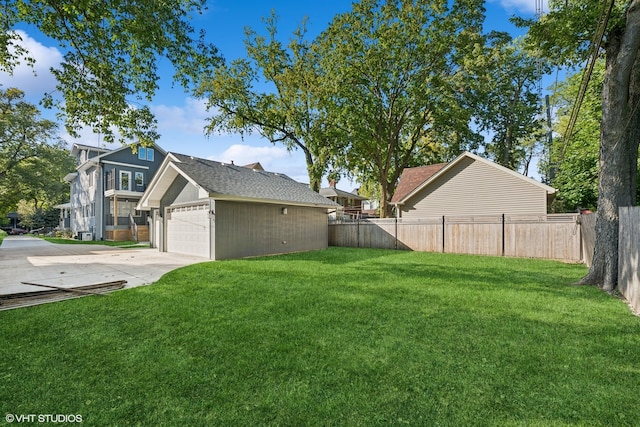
[0,236,208,296]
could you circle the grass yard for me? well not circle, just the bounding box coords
[1,248,639,426]
[40,236,149,248]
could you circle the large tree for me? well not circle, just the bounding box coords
[6,142,75,211]
[196,14,336,191]
[315,0,486,217]
[475,34,544,172]
[0,87,58,179]
[523,0,640,291]
[1,0,219,144]
[0,88,73,216]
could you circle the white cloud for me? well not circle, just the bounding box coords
[211,143,291,167]
[491,0,548,15]
[151,97,209,135]
[0,30,62,96]
[202,141,308,182]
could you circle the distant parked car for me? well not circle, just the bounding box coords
[31,227,45,235]
[8,228,28,235]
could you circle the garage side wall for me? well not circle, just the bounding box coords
[214,201,328,260]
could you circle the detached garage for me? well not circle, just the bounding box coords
[137,153,338,260]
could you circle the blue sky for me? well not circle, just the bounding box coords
[0,0,546,190]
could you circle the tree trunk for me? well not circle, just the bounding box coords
[503,122,512,168]
[379,182,392,218]
[580,1,640,291]
[301,144,321,192]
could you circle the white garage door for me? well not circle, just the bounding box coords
[166,203,210,258]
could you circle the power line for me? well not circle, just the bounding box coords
[535,0,544,99]
[560,0,615,160]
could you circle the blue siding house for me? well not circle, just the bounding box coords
[63,143,166,241]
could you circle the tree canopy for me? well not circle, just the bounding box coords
[196,14,336,191]
[198,1,549,217]
[1,0,220,145]
[0,88,73,218]
[314,0,487,217]
[474,34,544,172]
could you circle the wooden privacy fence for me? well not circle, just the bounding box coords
[329,214,584,262]
[619,207,640,314]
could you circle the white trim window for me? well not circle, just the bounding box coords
[119,171,131,191]
[138,147,155,162]
[135,172,144,187]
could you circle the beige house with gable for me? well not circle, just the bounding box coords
[391,151,556,218]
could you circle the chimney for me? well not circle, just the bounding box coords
[329,179,336,188]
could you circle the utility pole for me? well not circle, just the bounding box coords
[545,94,555,181]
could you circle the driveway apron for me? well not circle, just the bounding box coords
[0,236,207,296]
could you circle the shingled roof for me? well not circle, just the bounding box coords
[140,153,338,209]
[391,163,447,203]
[319,186,368,200]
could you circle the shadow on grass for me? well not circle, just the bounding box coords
[185,248,596,310]
[241,246,406,265]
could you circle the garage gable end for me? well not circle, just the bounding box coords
[160,175,200,209]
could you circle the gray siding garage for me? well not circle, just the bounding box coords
[214,200,329,260]
[138,153,338,260]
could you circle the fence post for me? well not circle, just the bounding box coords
[357,217,360,248]
[442,215,446,253]
[501,213,505,256]
[395,217,398,250]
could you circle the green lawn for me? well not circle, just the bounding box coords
[1,248,639,426]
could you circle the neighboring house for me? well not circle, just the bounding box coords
[53,203,71,230]
[63,143,166,241]
[359,191,381,218]
[391,151,556,218]
[242,162,264,171]
[361,199,380,218]
[320,180,368,219]
[137,153,339,260]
